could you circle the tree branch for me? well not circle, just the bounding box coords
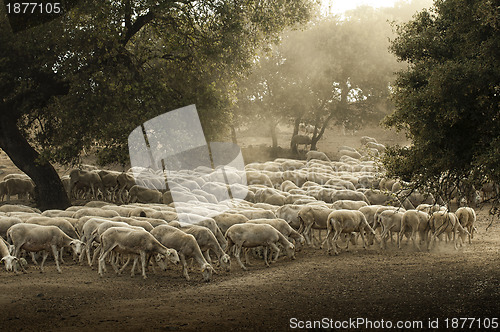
[122,11,156,46]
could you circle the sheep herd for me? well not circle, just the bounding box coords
[0,135,482,282]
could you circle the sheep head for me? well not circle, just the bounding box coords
[1,255,17,272]
[201,263,214,282]
[165,248,180,265]
[69,240,85,255]
[220,254,231,272]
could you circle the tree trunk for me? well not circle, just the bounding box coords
[270,122,278,149]
[311,112,334,151]
[290,117,301,150]
[230,123,238,145]
[0,116,70,210]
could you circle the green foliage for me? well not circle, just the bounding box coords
[1,0,316,166]
[383,0,500,201]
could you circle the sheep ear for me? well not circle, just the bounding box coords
[0,257,5,262]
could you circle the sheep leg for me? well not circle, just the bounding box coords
[234,245,247,271]
[86,242,95,267]
[398,230,405,249]
[91,245,101,267]
[130,257,138,277]
[98,246,114,277]
[331,230,342,255]
[321,227,332,249]
[380,228,388,249]
[118,256,131,275]
[269,243,280,263]
[358,231,366,249]
[412,231,421,251]
[318,229,324,249]
[180,254,190,281]
[428,233,439,250]
[243,248,253,266]
[79,246,87,265]
[326,228,335,255]
[59,248,66,265]
[303,223,313,247]
[30,252,39,266]
[110,253,121,274]
[263,246,269,267]
[140,251,147,279]
[453,232,459,250]
[39,251,49,273]
[51,245,62,273]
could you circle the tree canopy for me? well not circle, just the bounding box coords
[0,0,316,209]
[382,0,500,204]
[234,2,433,152]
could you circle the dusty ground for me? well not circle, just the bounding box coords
[0,210,499,331]
[1,126,499,331]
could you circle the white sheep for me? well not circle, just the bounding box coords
[89,220,145,265]
[0,216,22,239]
[330,190,370,204]
[1,235,17,272]
[428,211,469,250]
[151,225,215,281]
[3,177,35,201]
[225,223,295,270]
[128,185,162,204]
[179,224,231,271]
[399,210,430,250]
[276,205,302,230]
[378,210,405,249]
[110,216,154,232]
[361,136,377,145]
[97,226,179,279]
[331,199,368,210]
[236,208,277,221]
[246,171,273,187]
[116,172,137,203]
[323,209,375,255]
[212,213,249,234]
[7,223,84,273]
[358,205,386,229]
[98,170,120,202]
[297,205,333,247]
[25,216,79,239]
[455,207,477,244]
[366,141,386,153]
[245,218,305,251]
[69,169,105,200]
[72,208,120,220]
[306,151,331,162]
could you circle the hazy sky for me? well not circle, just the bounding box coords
[323,0,399,14]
